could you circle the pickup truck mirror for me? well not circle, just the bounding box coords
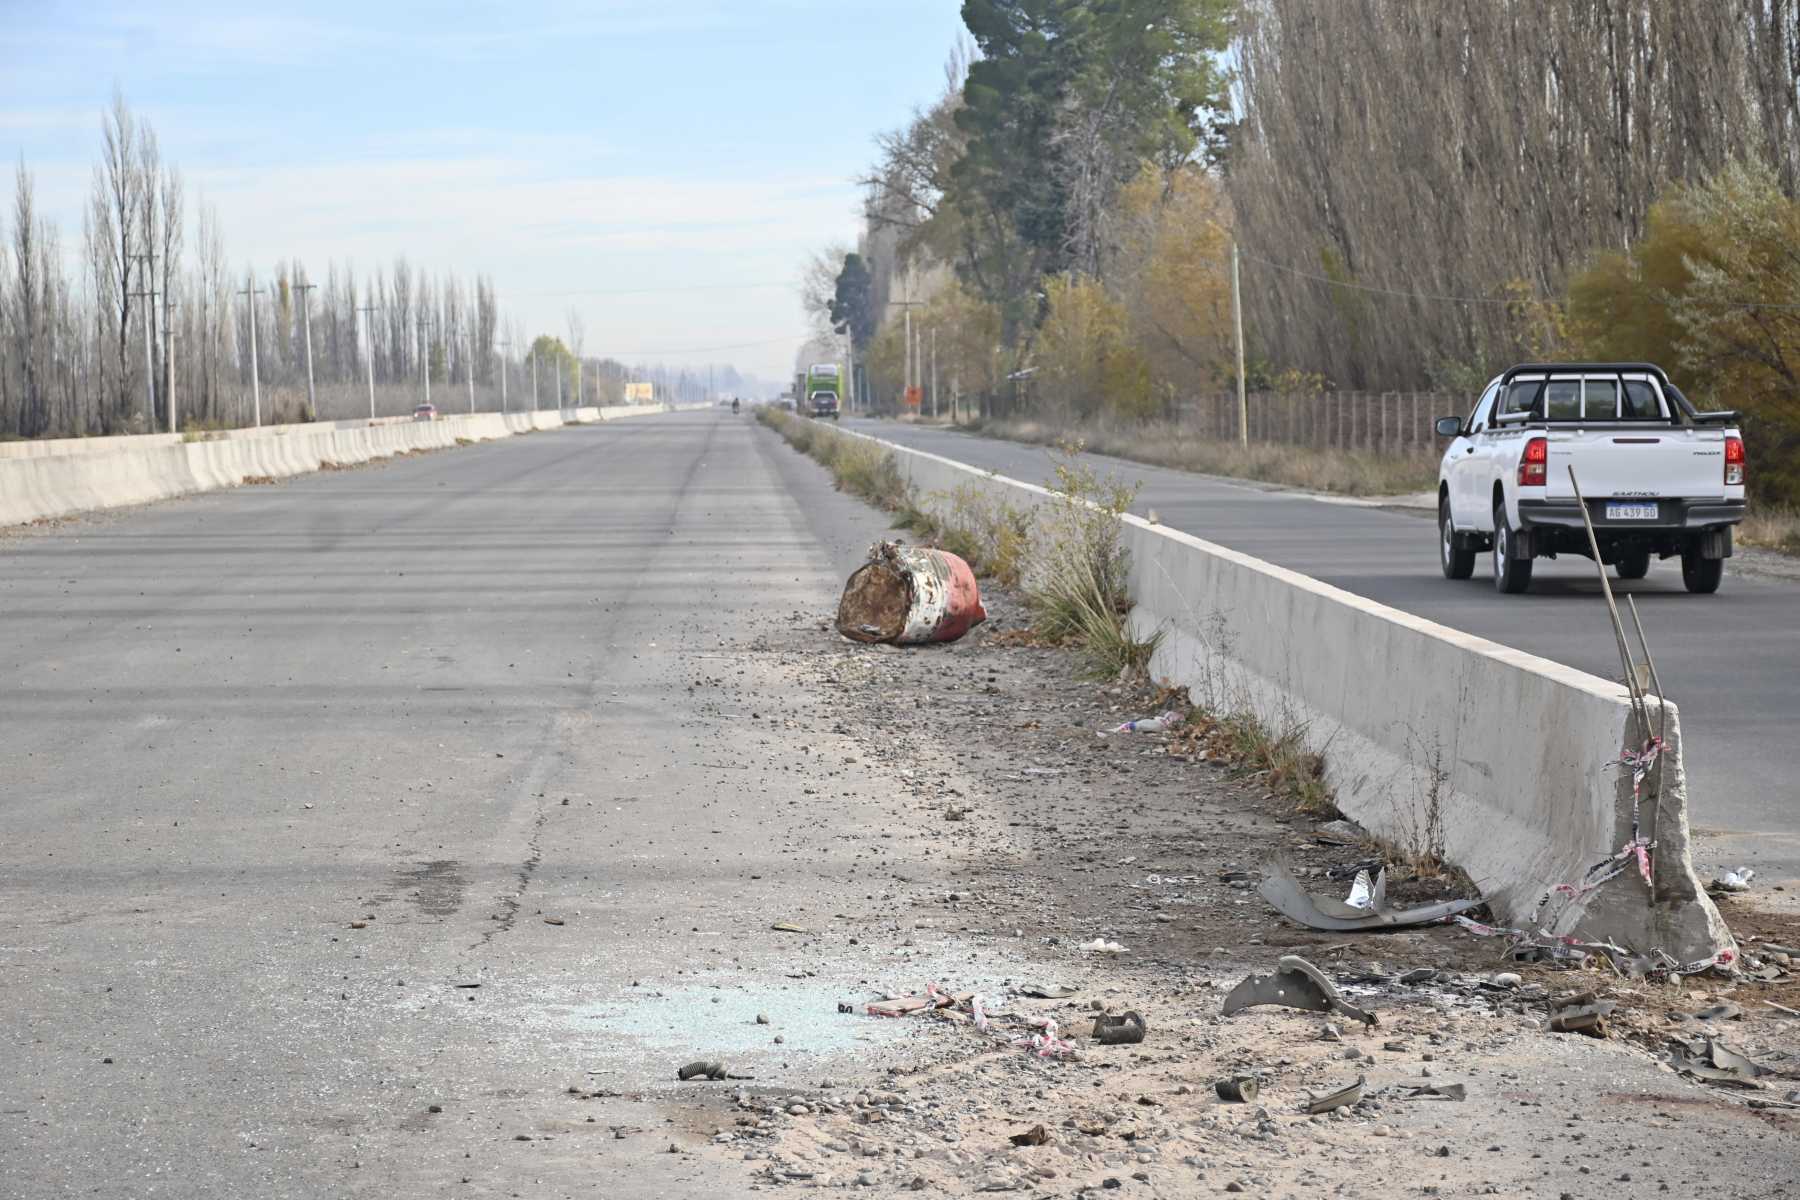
[1434,416,1464,438]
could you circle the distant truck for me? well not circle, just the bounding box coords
[1435,363,1745,594]
[803,363,842,420]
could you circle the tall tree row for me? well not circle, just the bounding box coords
[0,92,511,437]
[1226,0,1800,391]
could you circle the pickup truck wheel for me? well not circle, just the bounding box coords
[1680,547,1724,594]
[1439,498,1475,580]
[1492,502,1534,594]
[1615,550,1651,580]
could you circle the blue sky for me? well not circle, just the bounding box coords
[0,0,967,382]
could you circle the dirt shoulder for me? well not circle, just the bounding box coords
[672,433,1800,1198]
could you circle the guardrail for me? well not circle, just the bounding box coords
[0,405,664,528]
[841,426,1732,965]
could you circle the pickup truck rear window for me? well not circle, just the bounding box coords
[1544,381,1581,419]
[1499,381,1540,417]
[1620,380,1662,419]
[1500,376,1668,421]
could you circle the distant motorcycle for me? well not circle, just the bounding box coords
[731,398,740,414]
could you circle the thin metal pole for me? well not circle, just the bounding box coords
[239,278,262,428]
[358,303,377,419]
[531,352,538,411]
[1232,240,1247,448]
[466,332,474,413]
[418,318,430,408]
[164,299,177,433]
[930,326,938,419]
[295,281,317,419]
[1568,465,1651,736]
[499,338,510,413]
[904,307,912,398]
[129,283,157,431]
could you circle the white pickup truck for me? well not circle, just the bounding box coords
[1435,363,1745,594]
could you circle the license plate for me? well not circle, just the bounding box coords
[1606,502,1658,520]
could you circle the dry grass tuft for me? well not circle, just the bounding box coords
[1740,504,1800,556]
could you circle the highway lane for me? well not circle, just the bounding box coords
[0,411,984,1198]
[846,417,1800,886]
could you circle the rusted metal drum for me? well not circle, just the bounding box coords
[836,541,987,645]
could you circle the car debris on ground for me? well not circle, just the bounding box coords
[1711,866,1756,894]
[1222,955,1378,1026]
[1303,1075,1365,1115]
[1108,711,1182,734]
[1257,859,1480,932]
[1667,1035,1773,1089]
[1214,1075,1260,1102]
[835,541,986,645]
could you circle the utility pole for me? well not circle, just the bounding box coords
[294,281,318,419]
[903,307,912,401]
[845,332,855,414]
[131,249,158,430]
[418,317,431,409]
[238,277,263,427]
[531,351,539,411]
[466,331,475,413]
[1232,241,1247,449]
[128,278,158,432]
[931,327,938,421]
[555,353,563,408]
[576,358,583,409]
[357,302,377,419]
[499,337,510,413]
[163,293,178,432]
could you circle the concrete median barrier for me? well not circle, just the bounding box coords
[0,405,663,529]
[838,426,1732,966]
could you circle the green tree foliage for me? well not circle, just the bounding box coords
[828,253,879,347]
[949,0,1233,337]
[1035,274,1152,422]
[527,334,577,398]
[1570,160,1800,502]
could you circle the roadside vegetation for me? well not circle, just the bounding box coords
[1740,506,1800,556]
[973,418,1439,497]
[760,408,1156,680]
[762,408,1364,827]
[803,1,1797,519]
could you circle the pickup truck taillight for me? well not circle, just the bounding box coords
[1518,437,1548,487]
[1725,436,1745,486]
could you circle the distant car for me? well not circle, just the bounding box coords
[413,403,437,422]
[1435,362,1745,594]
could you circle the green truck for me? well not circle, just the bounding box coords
[802,362,842,420]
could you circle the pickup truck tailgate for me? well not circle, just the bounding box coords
[1545,428,1729,499]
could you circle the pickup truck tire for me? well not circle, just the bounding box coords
[1439,498,1475,580]
[1680,546,1724,594]
[1492,501,1533,594]
[1615,551,1651,580]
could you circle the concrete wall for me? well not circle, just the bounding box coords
[0,405,663,528]
[842,426,1732,965]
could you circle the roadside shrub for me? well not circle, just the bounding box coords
[1025,443,1161,679]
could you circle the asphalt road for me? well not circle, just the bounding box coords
[0,411,982,1198]
[845,417,1800,886]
